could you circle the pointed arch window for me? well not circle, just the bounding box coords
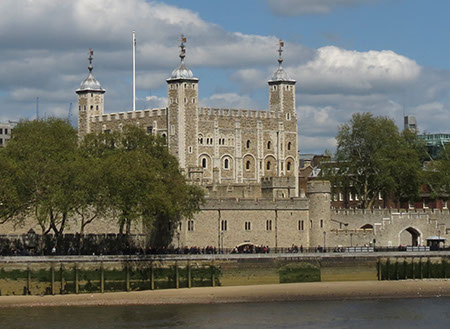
[202,158,207,169]
[224,158,230,170]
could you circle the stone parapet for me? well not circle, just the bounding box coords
[93,108,167,122]
[198,107,281,120]
[201,198,308,210]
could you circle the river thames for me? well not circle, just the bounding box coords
[1,297,449,329]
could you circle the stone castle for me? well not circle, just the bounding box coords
[72,38,449,250]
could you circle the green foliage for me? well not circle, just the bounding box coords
[0,119,204,248]
[279,262,321,283]
[322,113,423,208]
[423,149,450,199]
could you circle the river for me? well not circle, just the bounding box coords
[1,297,449,329]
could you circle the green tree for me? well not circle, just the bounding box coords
[1,118,79,236]
[424,148,450,199]
[323,113,423,209]
[82,126,204,246]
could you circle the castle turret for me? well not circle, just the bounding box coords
[268,40,299,196]
[307,181,331,249]
[268,40,296,115]
[76,49,105,137]
[166,35,199,170]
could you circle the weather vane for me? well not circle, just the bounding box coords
[88,48,94,71]
[278,39,284,65]
[179,34,187,61]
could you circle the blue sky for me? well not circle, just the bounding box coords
[0,0,449,153]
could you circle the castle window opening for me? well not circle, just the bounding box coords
[266,220,272,231]
[184,83,187,88]
[224,158,229,170]
[79,106,81,111]
[287,142,291,150]
[90,105,93,110]
[161,133,167,144]
[202,158,207,169]
[246,160,251,170]
[96,105,99,111]
[187,220,194,231]
[192,98,196,103]
[146,126,153,134]
[320,220,323,228]
[221,220,228,231]
[267,141,271,149]
[246,140,250,148]
[298,220,304,231]
[287,162,291,171]
[267,161,271,170]
[310,220,312,229]
[188,146,193,154]
[244,221,251,231]
[84,105,86,111]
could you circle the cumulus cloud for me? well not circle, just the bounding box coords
[200,93,261,109]
[268,0,375,15]
[293,46,421,94]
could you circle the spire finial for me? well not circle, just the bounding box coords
[179,34,187,62]
[277,39,284,66]
[88,48,94,72]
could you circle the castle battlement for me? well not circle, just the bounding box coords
[333,208,450,216]
[93,108,167,122]
[201,197,308,210]
[261,176,296,188]
[198,107,280,120]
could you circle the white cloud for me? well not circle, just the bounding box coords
[268,0,375,15]
[200,93,261,109]
[292,46,421,94]
[143,95,168,108]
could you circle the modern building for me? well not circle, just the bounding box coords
[418,133,450,160]
[0,122,15,148]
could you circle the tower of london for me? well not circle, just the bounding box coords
[77,38,299,199]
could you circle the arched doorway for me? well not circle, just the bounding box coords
[400,227,421,246]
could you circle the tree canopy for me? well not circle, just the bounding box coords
[322,113,424,209]
[0,119,204,247]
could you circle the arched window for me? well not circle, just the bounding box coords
[267,141,271,149]
[246,160,250,170]
[246,140,250,148]
[287,142,291,151]
[221,220,228,231]
[202,158,207,168]
[267,161,271,170]
[96,105,99,111]
[287,162,291,171]
[90,105,93,110]
[224,158,229,169]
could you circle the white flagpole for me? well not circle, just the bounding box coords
[132,31,136,111]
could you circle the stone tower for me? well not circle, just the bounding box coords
[166,35,199,171]
[76,49,105,137]
[307,181,331,248]
[268,40,296,116]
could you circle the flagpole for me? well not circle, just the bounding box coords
[132,31,136,111]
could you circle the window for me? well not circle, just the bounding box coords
[192,98,196,103]
[188,146,193,154]
[146,126,153,134]
[244,221,251,231]
[199,137,203,144]
[339,192,343,201]
[202,158,207,168]
[161,133,167,143]
[0,129,2,134]
[320,220,323,228]
[349,193,353,201]
[298,220,304,231]
[286,113,291,120]
[408,201,414,209]
[267,161,271,170]
[187,220,194,231]
[221,220,228,231]
[266,220,272,231]
[443,201,448,209]
[287,162,291,171]
[96,105,99,111]
[90,105,93,110]
[246,140,250,148]
[378,192,383,200]
[267,141,271,149]
[0,138,2,145]
[423,199,429,209]
[224,158,229,170]
[287,142,291,150]
[246,160,250,170]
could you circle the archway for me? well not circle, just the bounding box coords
[400,227,421,246]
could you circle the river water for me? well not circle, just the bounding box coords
[1,298,449,329]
